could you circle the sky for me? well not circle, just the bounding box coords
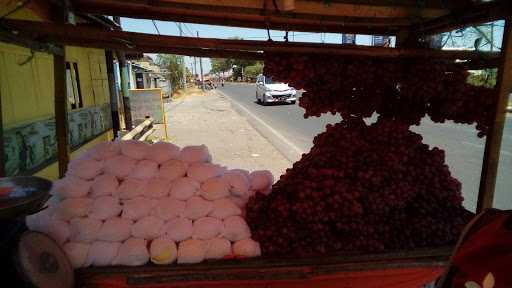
[120,17,380,74]
[120,18,505,75]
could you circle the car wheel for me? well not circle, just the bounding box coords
[290,100,296,104]
[262,97,267,106]
[256,92,261,103]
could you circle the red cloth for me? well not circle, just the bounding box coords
[450,210,512,288]
[84,266,443,288]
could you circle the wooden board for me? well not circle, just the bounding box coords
[77,247,451,287]
[128,89,166,125]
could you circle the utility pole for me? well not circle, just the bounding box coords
[197,31,204,90]
[193,57,197,78]
[178,23,187,90]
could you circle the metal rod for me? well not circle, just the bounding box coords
[477,19,512,213]
[105,50,120,137]
[113,16,133,131]
[179,23,187,90]
[197,31,204,91]
[54,47,70,178]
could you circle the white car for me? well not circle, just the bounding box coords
[255,74,297,105]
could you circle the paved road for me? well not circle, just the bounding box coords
[219,83,512,212]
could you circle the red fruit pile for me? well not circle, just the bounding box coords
[246,118,472,256]
[263,53,496,137]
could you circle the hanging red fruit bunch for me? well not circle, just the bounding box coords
[245,53,494,256]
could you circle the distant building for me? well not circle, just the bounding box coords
[115,55,172,98]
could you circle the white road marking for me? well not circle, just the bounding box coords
[461,141,484,149]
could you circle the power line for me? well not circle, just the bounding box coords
[183,23,194,37]
[151,20,160,35]
[174,22,183,36]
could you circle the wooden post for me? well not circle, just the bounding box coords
[0,88,5,177]
[54,1,72,178]
[105,50,120,137]
[477,19,512,213]
[113,16,133,130]
[54,47,70,178]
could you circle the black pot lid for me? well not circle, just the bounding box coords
[0,176,52,219]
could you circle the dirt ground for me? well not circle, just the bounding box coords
[152,89,292,178]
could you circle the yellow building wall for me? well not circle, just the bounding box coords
[0,9,114,179]
[34,130,114,181]
[0,43,111,127]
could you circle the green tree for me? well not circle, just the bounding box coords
[155,54,188,92]
[209,36,261,81]
[211,58,233,74]
[243,62,264,80]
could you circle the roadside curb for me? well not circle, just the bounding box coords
[215,90,303,163]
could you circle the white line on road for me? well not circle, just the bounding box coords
[461,141,484,149]
[217,90,305,162]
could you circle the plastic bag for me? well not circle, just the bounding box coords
[131,216,164,240]
[205,238,232,259]
[54,198,93,221]
[187,163,224,183]
[170,177,200,200]
[67,158,103,180]
[85,241,121,266]
[90,141,121,161]
[121,197,156,220]
[162,218,193,242]
[177,239,207,264]
[180,145,211,163]
[52,176,91,199]
[209,198,242,219]
[117,179,147,200]
[150,237,177,265]
[97,217,132,242]
[183,196,214,220]
[146,142,180,164]
[158,159,188,181]
[222,216,251,241]
[233,239,261,258]
[152,197,185,220]
[129,160,159,180]
[200,177,230,200]
[223,170,250,198]
[89,196,122,220]
[192,217,223,240]
[120,140,149,160]
[63,242,91,268]
[104,155,137,179]
[145,178,171,199]
[90,174,119,198]
[69,217,102,243]
[46,219,71,245]
[113,238,149,266]
[249,170,274,191]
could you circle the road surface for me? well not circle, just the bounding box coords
[219,83,512,212]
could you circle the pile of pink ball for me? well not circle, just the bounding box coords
[26,140,274,268]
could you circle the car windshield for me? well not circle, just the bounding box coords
[264,76,283,85]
